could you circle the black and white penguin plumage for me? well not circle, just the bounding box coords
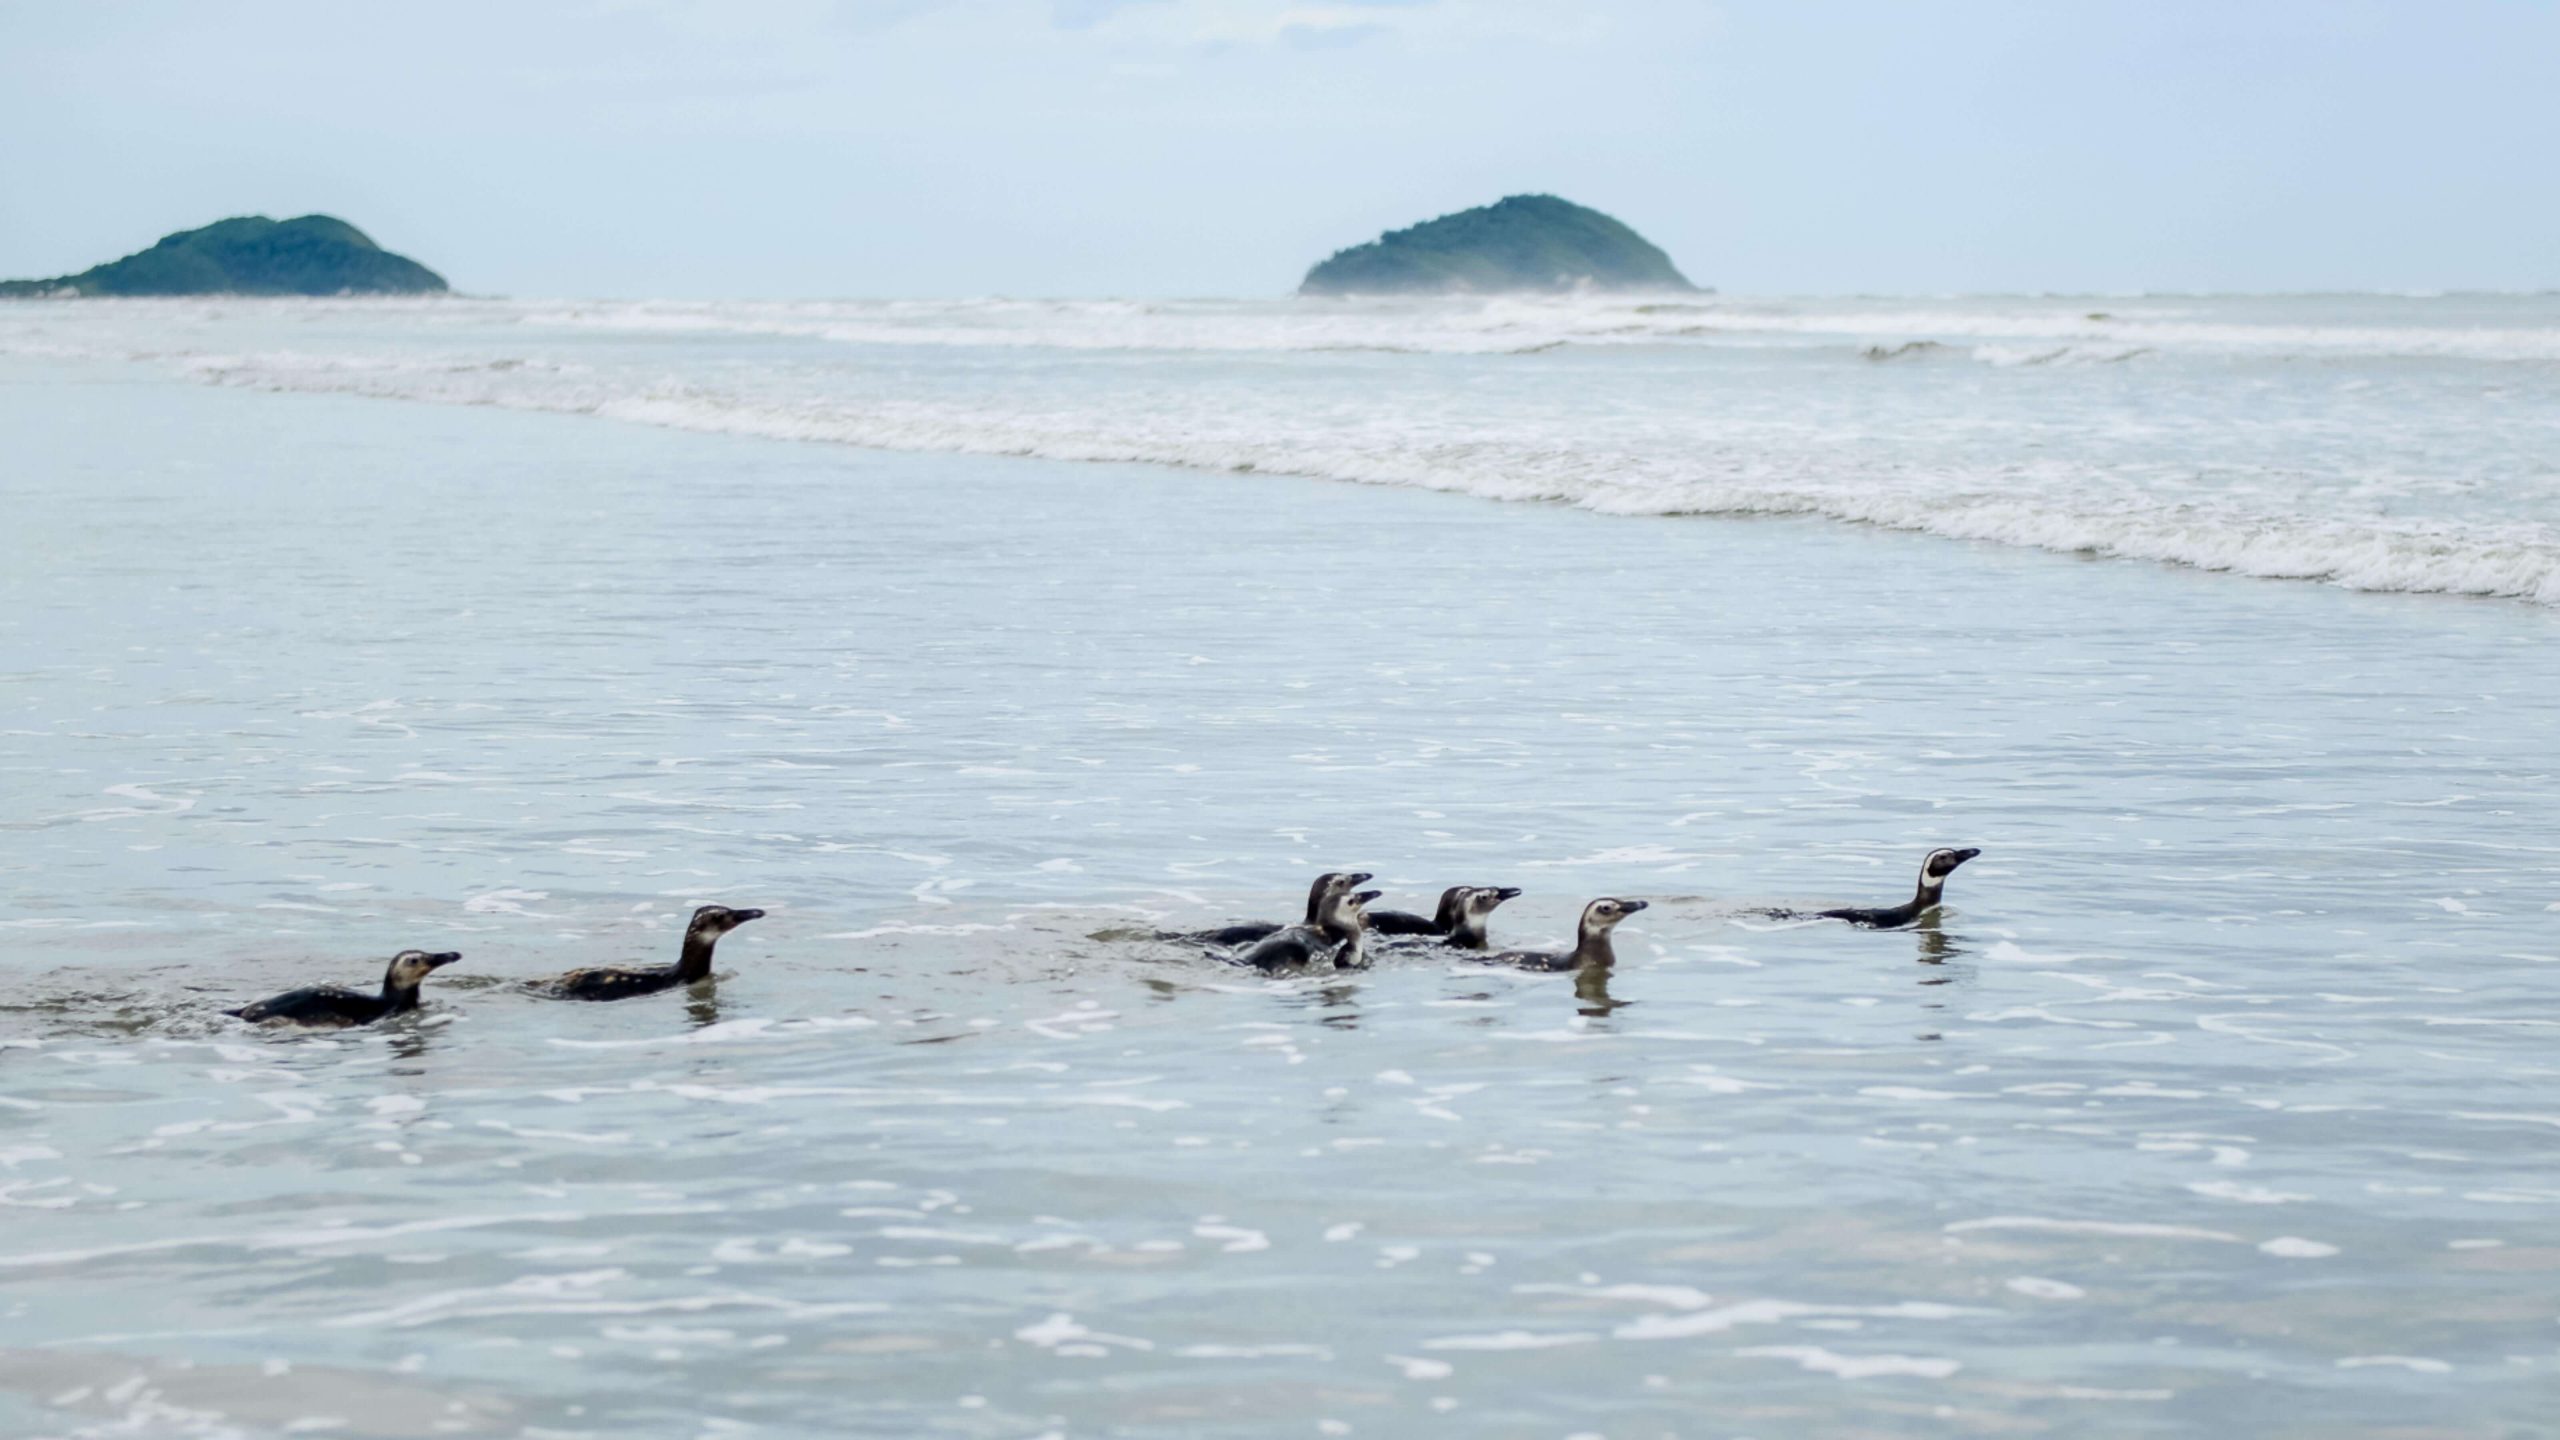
[1441,885,1522,951]
[1484,897,1648,973]
[1370,885,1523,951]
[1230,887,1379,971]
[226,949,462,1027]
[536,904,766,1001]
[1363,884,1523,948]
[1166,871,1370,948]
[1819,847,1980,928]
[1364,886,1469,937]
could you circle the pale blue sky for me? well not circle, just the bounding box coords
[3,0,2553,297]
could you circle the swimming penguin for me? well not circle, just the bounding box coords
[1164,871,1370,948]
[1363,886,1467,937]
[1230,887,1379,971]
[1483,898,1648,973]
[1370,885,1522,951]
[225,949,462,1027]
[1441,885,1521,951]
[1372,886,1505,942]
[1818,847,1981,928]
[535,904,766,1001]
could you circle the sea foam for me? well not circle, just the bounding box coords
[6,292,2557,606]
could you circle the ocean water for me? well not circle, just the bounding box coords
[3,292,2559,604]
[1,295,2558,1439]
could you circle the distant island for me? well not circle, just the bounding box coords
[1300,194,1699,297]
[0,215,448,298]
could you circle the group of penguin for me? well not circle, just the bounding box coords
[225,904,768,1027]
[223,848,1982,1029]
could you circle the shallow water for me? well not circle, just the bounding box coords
[3,355,2559,1438]
[4,291,2560,603]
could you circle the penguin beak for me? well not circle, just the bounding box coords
[1950,849,1981,867]
[1345,872,1373,886]
[730,908,767,923]
[1621,900,1650,913]
[1351,890,1382,905]
[424,951,463,968]
[1494,887,1523,901]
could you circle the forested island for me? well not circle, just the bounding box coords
[1300,194,1698,296]
[0,215,448,298]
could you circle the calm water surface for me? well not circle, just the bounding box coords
[3,358,2558,1438]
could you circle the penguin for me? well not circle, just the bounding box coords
[226,949,462,1027]
[1482,898,1648,973]
[1441,885,1521,951]
[535,904,766,1001]
[1230,887,1379,972]
[1818,847,1980,928]
[1163,871,1370,948]
[1363,886,1469,937]
[1371,885,1522,951]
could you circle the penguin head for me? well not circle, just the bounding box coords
[1465,885,1524,920]
[384,949,462,988]
[1327,886,1383,927]
[1580,897,1649,935]
[1920,848,1980,885]
[689,904,767,940]
[1307,870,1373,918]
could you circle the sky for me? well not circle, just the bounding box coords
[2,0,2555,298]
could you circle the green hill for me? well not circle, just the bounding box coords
[1300,194,1698,297]
[0,215,448,298]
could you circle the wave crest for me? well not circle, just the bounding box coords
[7,293,2558,607]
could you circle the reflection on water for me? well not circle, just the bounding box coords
[684,989,725,1030]
[2,362,2556,1437]
[383,1025,438,1066]
[1572,964,1629,1018]
[1909,921,1967,1040]
[1309,982,1363,1030]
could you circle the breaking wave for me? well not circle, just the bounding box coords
[508,294,2560,362]
[5,292,2558,606]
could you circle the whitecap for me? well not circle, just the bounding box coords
[1420,1330,1599,1351]
[1945,1217,2241,1242]
[1734,1345,1960,1380]
[2186,1181,2312,1205]
[2005,1277,2085,1300]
